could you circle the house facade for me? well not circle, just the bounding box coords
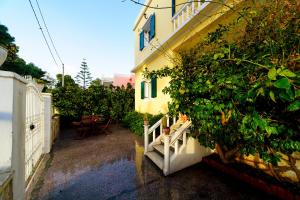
[112,74,135,88]
[132,0,244,115]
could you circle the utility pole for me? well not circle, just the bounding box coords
[62,63,65,87]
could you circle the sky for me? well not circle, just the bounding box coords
[0,0,143,79]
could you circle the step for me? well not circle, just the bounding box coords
[153,144,174,157]
[145,151,164,170]
[160,137,183,148]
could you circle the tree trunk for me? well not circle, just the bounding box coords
[215,143,239,163]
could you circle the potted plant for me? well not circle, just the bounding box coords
[162,116,170,135]
[143,113,149,126]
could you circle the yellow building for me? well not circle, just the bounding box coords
[132,0,245,115]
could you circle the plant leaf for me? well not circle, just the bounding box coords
[288,100,300,111]
[268,68,277,80]
[274,78,290,89]
[269,91,276,102]
[278,69,296,78]
[295,90,300,98]
[257,87,265,96]
[266,126,278,136]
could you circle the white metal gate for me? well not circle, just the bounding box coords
[25,83,44,181]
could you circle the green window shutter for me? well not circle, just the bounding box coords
[172,0,176,16]
[149,14,155,41]
[140,31,144,51]
[151,77,157,98]
[141,81,145,99]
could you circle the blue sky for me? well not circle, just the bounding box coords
[0,0,142,79]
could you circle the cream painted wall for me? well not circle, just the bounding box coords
[175,0,187,13]
[135,54,172,115]
[133,0,245,115]
[134,0,173,67]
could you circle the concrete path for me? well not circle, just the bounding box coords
[30,125,271,200]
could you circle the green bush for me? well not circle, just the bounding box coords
[144,0,300,165]
[123,111,163,136]
[52,76,135,124]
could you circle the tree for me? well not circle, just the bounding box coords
[75,59,92,89]
[56,74,77,88]
[145,0,300,170]
[0,23,46,79]
[52,74,84,123]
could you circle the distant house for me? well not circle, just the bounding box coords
[101,78,113,87]
[113,74,135,88]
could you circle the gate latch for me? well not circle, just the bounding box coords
[30,124,35,130]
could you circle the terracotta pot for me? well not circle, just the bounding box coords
[163,127,170,135]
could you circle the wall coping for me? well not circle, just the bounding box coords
[0,70,28,84]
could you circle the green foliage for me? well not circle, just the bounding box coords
[0,23,45,79]
[109,83,135,122]
[52,75,135,124]
[144,0,300,164]
[123,111,163,136]
[52,75,83,122]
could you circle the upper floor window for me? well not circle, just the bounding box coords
[140,14,156,51]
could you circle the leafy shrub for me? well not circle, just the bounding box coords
[123,111,163,136]
[52,77,135,124]
[144,0,300,165]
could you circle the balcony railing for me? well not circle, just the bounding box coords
[172,0,209,32]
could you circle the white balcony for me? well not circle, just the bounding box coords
[172,0,209,32]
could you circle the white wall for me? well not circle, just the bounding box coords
[42,93,52,154]
[0,71,27,200]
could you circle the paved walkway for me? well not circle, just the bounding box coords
[30,125,271,200]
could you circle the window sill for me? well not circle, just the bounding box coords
[142,97,156,101]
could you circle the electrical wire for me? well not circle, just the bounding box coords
[28,0,59,67]
[35,0,64,65]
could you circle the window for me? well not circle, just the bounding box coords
[141,77,157,99]
[139,14,156,51]
[144,81,150,98]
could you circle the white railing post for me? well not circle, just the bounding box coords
[173,19,176,31]
[192,1,195,14]
[175,140,179,155]
[173,116,176,125]
[160,123,163,135]
[182,10,184,25]
[183,130,187,146]
[166,114,170,127]
[144,124,149,155]
[163,134,170,175]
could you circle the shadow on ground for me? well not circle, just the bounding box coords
[30,125,272,200]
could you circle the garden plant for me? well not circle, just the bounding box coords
[144,0,300,183]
